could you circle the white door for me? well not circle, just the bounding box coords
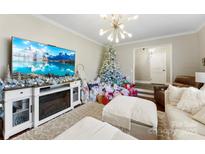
[150,47,167,84]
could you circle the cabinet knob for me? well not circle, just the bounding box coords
[20,92,24,94]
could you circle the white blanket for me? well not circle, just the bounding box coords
[55,117,136,140]
[102,95,158,130]
[173,129,205,140]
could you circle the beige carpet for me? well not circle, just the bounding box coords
[13,103,170,140]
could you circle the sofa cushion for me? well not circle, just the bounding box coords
[177,87,205,114]
[166,104,205,136]
[173,129,205,140]
[192,106,205,125]
[167,85,186,105]
[200,85,205,91]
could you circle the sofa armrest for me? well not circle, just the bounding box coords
[164,90,170,112]
[153,85,168,111]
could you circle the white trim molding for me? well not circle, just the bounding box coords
[116,22,205,47]
[116,31,197,47]
[32,15,103,46]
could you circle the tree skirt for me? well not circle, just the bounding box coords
[13,103,170,140]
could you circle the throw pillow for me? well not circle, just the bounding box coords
[192,106,205,125]
[177,87,205,114]
[200,85,205,91]
[167,85,186,105]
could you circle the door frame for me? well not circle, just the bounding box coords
[132,44,173,84]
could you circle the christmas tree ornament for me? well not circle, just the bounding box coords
[17,72,22,81]
[6,65,11,80]
[77,64,86,80]
[81,80,90,103]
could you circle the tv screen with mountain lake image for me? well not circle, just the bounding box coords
[12,37,75,77]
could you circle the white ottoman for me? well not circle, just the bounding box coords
[55,117,136,140]
[102,95,158,139]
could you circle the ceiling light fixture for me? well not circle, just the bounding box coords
[99,14,138,43]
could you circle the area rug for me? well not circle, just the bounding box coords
[13,103,170,140]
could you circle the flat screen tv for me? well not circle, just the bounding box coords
[12,37,76,77]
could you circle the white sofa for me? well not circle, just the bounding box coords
[165,90,205,140]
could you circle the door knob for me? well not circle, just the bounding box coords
[163,69,165,71]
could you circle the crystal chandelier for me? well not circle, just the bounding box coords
[99,14,139,43]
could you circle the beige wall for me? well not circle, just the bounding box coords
[116,33,200,83]
[0,15,103,80]
[198,26,205,71]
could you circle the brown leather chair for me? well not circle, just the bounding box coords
[173,75,202,88]
[154,75,203,111]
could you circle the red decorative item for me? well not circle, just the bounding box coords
[123,83,130,89]
[123,83,138,96]
[106,92,114,100]
[102,95,110,105]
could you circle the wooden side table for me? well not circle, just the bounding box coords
[153,85,168,112]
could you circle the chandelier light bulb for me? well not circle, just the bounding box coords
[99,29,105,36]
[133,15,139,20]
[122,30,132,38]
[100,14,107,19]
[127,33,132,38]
[107,32,113,41]
[119,24,124,29]
[111,14,116,20]
[120,32,125,39]
[122,30,126,34]
[115,34,119,43]
[128,15,139,21]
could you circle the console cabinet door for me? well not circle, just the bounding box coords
[4,95,32,139]
[12,97,32,127]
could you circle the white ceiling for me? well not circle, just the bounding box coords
[41,14,205,45]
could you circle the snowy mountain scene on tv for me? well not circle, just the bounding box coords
[12,37,75,76]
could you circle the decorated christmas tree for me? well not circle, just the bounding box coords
[99,46,127,85]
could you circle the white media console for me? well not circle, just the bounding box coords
[3,80,81,139]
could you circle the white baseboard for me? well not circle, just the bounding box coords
[135,80,170,85]
[136,88,154,93]
[135,80,151,84]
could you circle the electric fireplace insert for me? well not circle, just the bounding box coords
[39,89,71,120]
